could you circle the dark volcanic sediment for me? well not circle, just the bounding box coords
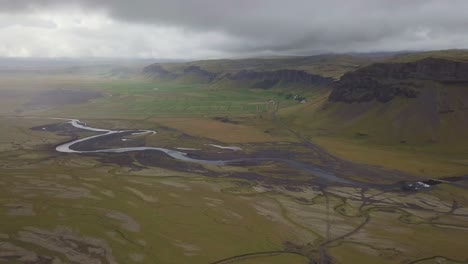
[34,120,431,191]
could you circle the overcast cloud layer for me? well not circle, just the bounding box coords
[0,0,468,59]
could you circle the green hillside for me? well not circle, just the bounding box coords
[277,51,468,176]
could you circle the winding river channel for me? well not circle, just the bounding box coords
[53,118,435,190]
[53,118,228,165]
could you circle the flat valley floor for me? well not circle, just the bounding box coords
[0,76,467,264]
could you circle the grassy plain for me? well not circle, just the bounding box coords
[0,71,467,263]
[1,116,467,263]
[37,79,294,119]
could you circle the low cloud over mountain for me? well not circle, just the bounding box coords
[1,0,468,58]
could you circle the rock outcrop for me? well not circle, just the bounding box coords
[228,69,334,88]
[143,63,334,88]
[143,64,177,79]
[183,66,218,81]
[329,58,468,103]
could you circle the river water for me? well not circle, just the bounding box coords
[52,118,432,190]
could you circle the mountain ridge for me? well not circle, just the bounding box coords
[329,57,468,103]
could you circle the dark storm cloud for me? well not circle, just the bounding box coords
[1,0,468,56]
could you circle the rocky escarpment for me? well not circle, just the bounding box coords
[143,64,177,79]
[228,69,334,88]
[329,57,468,103]
[143,64,334,88]
[183,65,218,81]
[143,64,217,81]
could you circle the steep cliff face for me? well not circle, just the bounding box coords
[143,63,334,88]
[302,57,468,145]
[183,66,218,81]
[329,58,468,103]
[143,64,218,82]
[228,69,334,88]
[143,64,177,79]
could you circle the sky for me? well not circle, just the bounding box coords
[0,0,468,59]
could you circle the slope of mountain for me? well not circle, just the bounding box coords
[152,54,378,78]
[142,54,379,91]
[145,54,378,78]
[141,50,468,149]
[329,57,468,103]
[283,54,468,148]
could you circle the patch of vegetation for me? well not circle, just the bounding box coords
[32,79,301,118]
[1,54,468,264]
